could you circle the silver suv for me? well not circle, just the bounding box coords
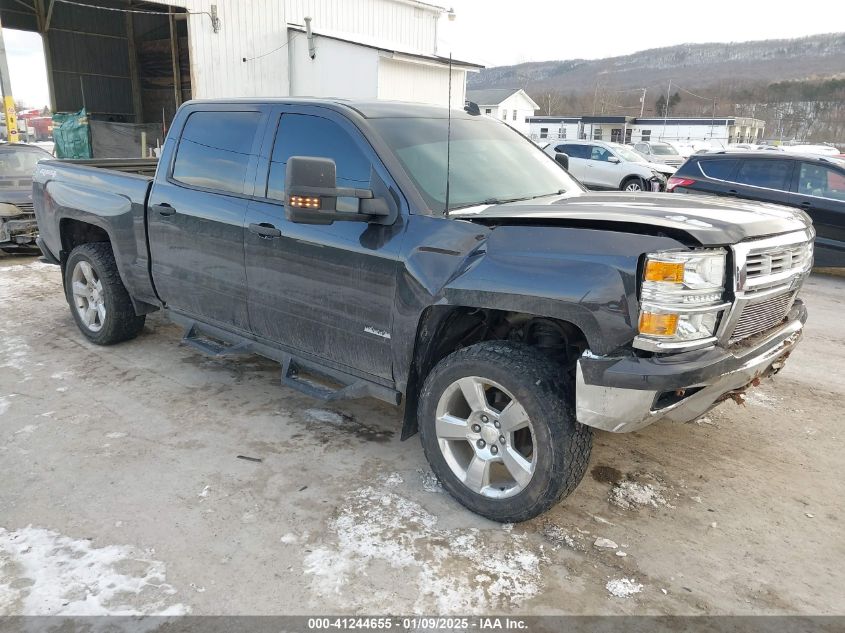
[546,140,676,191]
[632,141,685,167]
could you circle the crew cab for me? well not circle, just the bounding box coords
[34,99,812,522]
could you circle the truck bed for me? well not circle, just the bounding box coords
[33,158,159,308]
[56,158,159,177]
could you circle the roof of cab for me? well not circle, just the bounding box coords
[181,98,477,120]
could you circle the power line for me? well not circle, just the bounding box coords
[53,0,219,31]
[243,33,302,62]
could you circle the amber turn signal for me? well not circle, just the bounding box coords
[644,259,685,283]
[289,195,320,209]
[638,311,679,336]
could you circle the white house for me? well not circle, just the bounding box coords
[466,88,539,135]
[527,115,766,145]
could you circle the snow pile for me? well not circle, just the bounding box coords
[609,481,667,510]
[0,526,189,616]
[417,468,442,493]
[304,485,543,613]
[606,578,643,598]
[304,408,347,425]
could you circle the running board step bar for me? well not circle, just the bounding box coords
[181,323,251,357]
[281,356,372,402]
[170,313,401,406]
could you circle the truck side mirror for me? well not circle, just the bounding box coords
[554,152,569,170]
[284,156,390,225]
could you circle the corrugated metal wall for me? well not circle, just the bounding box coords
[285,0,439,54]
[48,0,134,116]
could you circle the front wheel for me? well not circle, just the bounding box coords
[621,177,645,192]
[64,243,146,345]
[418,342,592,522]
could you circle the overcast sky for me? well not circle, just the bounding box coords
[2,0,841,107]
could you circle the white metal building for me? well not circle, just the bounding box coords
[0,0,480,127]
[151,0,480,108]
[527,115,766,145]
[466,88,539,135]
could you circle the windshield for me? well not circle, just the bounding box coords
[650,143,679,156]
[370,116,583,212]
[613,145,647,163]
[0,146,51,178]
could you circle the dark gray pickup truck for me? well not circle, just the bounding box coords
[34,99,813,522]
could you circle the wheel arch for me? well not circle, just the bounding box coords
[400,304,589,440]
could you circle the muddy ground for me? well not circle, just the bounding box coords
[0,255,843,616]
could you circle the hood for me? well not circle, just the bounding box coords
[645,161,677,174]
[0,179,34,207]
[450,192,812,246]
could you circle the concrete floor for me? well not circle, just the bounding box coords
[0,255,843,616]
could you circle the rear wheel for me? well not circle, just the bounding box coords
[418,341,592,522]
[64,243,145,345]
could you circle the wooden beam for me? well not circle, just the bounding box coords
[125,2,143,123]
[168,7,181,109]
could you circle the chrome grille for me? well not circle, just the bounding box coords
[746,242,812,279]
[730,291,795,342]
[15,202,34,214]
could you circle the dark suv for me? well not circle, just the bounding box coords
[668,152,845,266]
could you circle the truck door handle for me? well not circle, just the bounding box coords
[727,189,738,195]
[249,222,282,238]
[800,201,812,209]
[153,203,176,216]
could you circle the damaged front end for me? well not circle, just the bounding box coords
[0,203,39,251]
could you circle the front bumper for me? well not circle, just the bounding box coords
[0,215,38,246]
[576,301,806,432]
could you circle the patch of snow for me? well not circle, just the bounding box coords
[105,432,127,439]
[541,524,577,550]
[606,578,643,598]
[280,532,308,545]
[50,371,73,380]
[0,397,9,416]
[197,486,210,500]
[615,551,627,557]
[417,468,442,493]
[380,473,404,486]
[0,526,189,615]
[188,583,205,593]
[304,408,346,425]
[304,485,544,613]
[744,389,776,408]
[14,425,37,435]
[594,537,618,549]
[56,387,68,393]
[609,481,668,510]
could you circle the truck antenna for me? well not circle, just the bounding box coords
[444,52,452,215]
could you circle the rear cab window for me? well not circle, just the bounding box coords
[697,159,739,180]
[798,162,845,201]
[172,111,262,195]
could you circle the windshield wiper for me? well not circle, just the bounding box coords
[446,191,567,214]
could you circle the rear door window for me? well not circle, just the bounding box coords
[698,159,739,180]
[172,111,262,195]
[558,144,589,159]
[733,159,792,191]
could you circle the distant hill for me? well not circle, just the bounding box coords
[468,33,845,143]
[469,33,845,96]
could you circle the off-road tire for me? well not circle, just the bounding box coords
[418,341,592,522]
[64,243,146,345]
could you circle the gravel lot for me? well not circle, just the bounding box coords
[0,255,843,616]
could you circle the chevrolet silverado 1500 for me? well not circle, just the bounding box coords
[34,99,812,521]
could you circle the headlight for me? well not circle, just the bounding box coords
[0,203,22,217]
[635,249,729,351]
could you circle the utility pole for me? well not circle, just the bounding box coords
[0,15,20,143]
[661,79,671,141]
[639,88,646,118]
